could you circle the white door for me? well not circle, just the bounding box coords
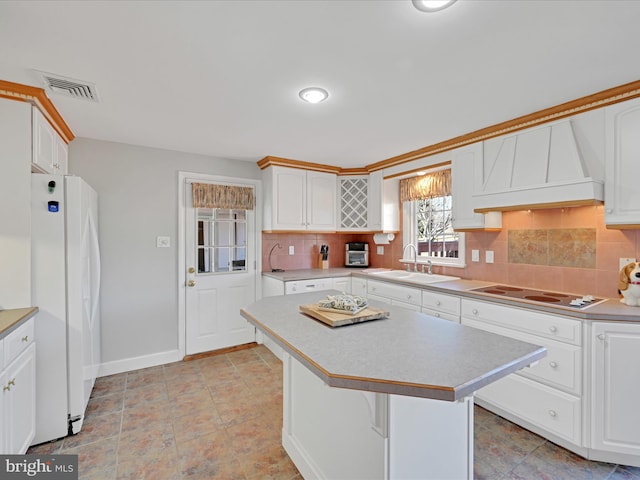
[185,180,257,355]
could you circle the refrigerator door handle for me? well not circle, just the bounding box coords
[88,210,101,324]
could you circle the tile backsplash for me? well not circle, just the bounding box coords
[509,228,596,268]
[262,205,640,299]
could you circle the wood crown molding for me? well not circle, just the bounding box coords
[258,79,640,175]
[258,156,341,174]
[0,79,74,144]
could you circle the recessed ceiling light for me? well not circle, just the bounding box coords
[299,87,329,104]
[412,0,457,12]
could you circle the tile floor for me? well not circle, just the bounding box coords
[28,345,640,480]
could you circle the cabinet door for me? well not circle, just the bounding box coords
[338,176,368,230]
[368,171,383,231]
[592,322,640,456]
[452,144,501,231]
[55,135,68,175]
[272,167,306,230]
[351,277,367,297]
[332,277,351,294]
[4,343,36,454]
[0,366,5,454]
[32,108,56,174]
[306,171,336,230]
[605,98,640,227]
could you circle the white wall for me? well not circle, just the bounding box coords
[0,99,32,309]
[69,138,261,371]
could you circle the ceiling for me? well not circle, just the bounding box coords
[1,0,640,169]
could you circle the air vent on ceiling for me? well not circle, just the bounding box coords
[34,70,100,103]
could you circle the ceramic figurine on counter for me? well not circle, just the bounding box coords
[618,260,640,306]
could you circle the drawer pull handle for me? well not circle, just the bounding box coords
[21,335,29,342]
[549,361,558,369]
[549,326,558,333]
[597,334,605,341]
[435,300,441,306]
[472,309,479,315]
[8,379,15,387]
[548,410,557,418]
[435,313,441,317]
[407,295,412,300]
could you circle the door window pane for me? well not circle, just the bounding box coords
[197,208,248,273]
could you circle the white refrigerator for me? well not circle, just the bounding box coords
[31,174,101,444]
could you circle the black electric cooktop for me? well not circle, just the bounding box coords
[470,285,605,309]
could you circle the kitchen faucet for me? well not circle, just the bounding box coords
[402,244,418,272]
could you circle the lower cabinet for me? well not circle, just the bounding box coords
[591,322,640,459]
[1,318,36,454]
[462,299,584,449]
[351,277,367,297]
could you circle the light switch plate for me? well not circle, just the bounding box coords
[377,246,384,255]
[620,257,636,271]
[289,245,295,255]
[156,236,170,248]
[485,250,494,264]
[471,249,480,262]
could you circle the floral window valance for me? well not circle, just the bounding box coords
[192,183,255,210]
[399,169,451,203]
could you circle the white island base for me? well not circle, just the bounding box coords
[283,353,473,480]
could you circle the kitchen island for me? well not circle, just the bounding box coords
[241,291,546,479]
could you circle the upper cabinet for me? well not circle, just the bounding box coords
[604,97,640,228]
[338,176,369,230]
[32,107,68,175]
[263,166,336,231]
[450,143,501,231]
[337,171,398,232]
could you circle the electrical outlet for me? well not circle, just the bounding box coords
[377,246,384,255]
[485,250,494,264]
[471,249,480,262]
[289,245,295,255]
[156,236,170,248]
[620,257,636,271]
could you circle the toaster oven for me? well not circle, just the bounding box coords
[345,242,369,267]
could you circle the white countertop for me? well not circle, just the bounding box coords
[241,291,546,401]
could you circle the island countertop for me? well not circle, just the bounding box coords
[241,291,546,401]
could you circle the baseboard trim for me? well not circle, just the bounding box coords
[98,349,182,377]
[183,342,258,362]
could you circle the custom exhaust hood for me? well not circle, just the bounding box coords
[472,119,604,212]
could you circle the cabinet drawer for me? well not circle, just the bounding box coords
[463,317,581,395]
[4,318,35,365]
[422,291,460,316]
[476,373,581,445]
[421,307,459,323]
[367,280,421,306]
[462,299,581,345]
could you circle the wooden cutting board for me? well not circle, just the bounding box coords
[299,303,390,327]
